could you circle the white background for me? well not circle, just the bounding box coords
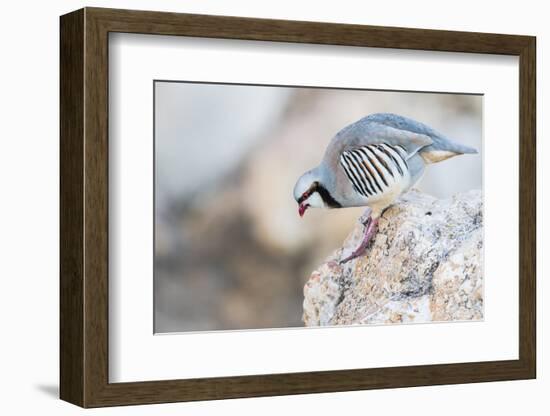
[0,0,545,414]
[110,34,518,382]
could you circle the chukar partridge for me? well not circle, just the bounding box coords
[293,113,477,263]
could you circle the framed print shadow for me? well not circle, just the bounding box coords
[60,7,536,408]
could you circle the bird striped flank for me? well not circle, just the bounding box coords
[340,144,408,198]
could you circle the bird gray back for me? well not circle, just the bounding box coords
[322,113,477,169]
[323,118,429,165]
[362,113,478,158]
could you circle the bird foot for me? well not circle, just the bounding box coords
[339,216,379,264]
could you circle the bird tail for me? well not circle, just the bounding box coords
[419,139,478,164]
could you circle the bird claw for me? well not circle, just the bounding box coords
[339,253,362,265]
[339,246,369,264]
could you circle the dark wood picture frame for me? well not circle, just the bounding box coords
[60,7,536,408]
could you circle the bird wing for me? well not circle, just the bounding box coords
[324,119,433,199]
[339,144,410,198]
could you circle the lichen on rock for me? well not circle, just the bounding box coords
[303,189,483,326]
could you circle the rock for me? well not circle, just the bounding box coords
[303,189,483,326]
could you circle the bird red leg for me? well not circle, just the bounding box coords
[339,216,379,264]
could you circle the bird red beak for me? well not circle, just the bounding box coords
[298,203,309,217]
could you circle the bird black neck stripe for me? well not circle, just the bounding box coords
[299,181,341,208]
[315,183,342,208]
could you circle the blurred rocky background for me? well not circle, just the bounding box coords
[154,81,482,333]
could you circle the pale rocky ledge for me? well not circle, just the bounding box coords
[303,189,484,326]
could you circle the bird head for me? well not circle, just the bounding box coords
[293,170,326,217]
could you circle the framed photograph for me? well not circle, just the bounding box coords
[60,7,536,407]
